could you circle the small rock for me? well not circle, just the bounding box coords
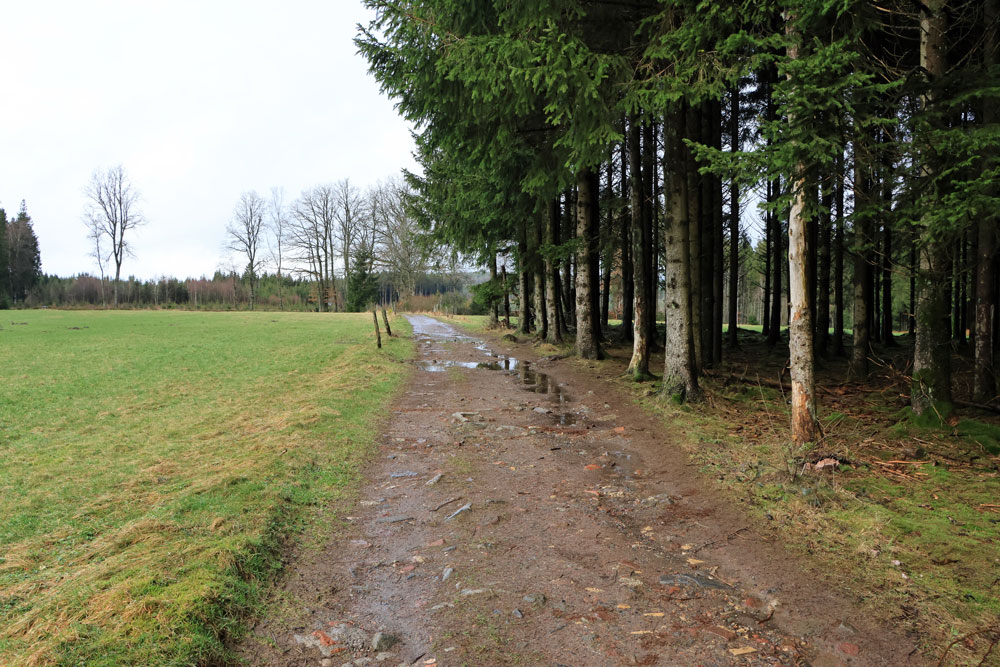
[461,588,487,596]
[501,334,518,342]
[425,473,443,486]
[839,642,860,656]
[354,659,373,666]
[443,545,456,552]
[320,660,334,667]
[371,631,399,652]
[442,567,454,581]
[533,407,552,414]
[390,471,418,478]
[512,609,524,618]
[522,593,546,605]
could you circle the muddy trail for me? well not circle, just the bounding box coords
[237,315,921,667]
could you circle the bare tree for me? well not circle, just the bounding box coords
[334,179,365,302]
[370,178,428,299]
[84,165,145,308]
[227,191,267,310]
[87,225,107,308]
[290,185,337,310]
[267,187,288,310]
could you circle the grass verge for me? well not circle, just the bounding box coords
[0,310,413,666]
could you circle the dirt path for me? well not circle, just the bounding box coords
[237,316,921,667]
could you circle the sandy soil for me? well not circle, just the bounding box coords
[235,315,923,667]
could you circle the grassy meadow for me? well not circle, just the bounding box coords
[0,310,412,666]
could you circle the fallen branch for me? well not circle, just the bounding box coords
[955,399,1000,415]
[430,496,463,512]
[936,626,1000,667]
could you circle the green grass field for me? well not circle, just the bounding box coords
[0,310,412,666]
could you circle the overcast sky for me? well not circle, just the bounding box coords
[0,0,417,280]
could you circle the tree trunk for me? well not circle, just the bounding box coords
[727,85,740,349]
[502,263,511,328]
[576,168,603,359]
[767,181,782,346]
[534,210,548,341]
[912,0,952,415]
[488,250,499,328]
[662,103,700,400]
[546,199,563,344]
[700,103,715,366]
[518,218,532,335]
[627,116,652,379]
[562,190,576,330]
[763,183,772,338]
[643,122,657,347]
[712,100,724,365]
[816,175,833,354]
[849,148,872,379]
[974,0,998,402]
[601,160,613,331]
[909,231,917,335]
[620,131,634,341]
[114,263,121,309]
[785,21,820,444]
[687,104,704,366]
[882,219,895,345]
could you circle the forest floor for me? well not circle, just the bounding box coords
[236,315,940,667]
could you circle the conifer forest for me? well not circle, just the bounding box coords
[358,0,999,440]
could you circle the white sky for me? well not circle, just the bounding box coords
[0,0,417,280]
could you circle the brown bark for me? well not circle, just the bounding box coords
[849,149,872,379]
[575,168,603,359]
[912,0,952,415]
[975,0,998,401]
[517,220,533,335]
[534,210,548,342]
[546,199,563,344]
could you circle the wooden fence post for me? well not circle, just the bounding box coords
[381,308,393,337]
[372,310,382,349]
